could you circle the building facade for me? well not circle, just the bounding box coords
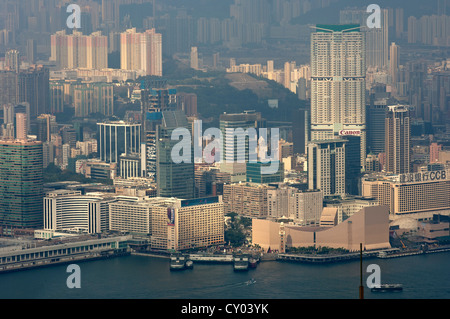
[109,196,224,250]
[223,182,272,218]
[156,110,194,199]
[51,30,108,69]
[385,105,411,174]
[120,28,162,76]
[362,169,450,220]
[97,121,141,165]
[310,24,366,168]
[0,139,43,229]
[307,139,346,197]
[43,190,113,234]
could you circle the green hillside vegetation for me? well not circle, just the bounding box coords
[162,57,306,128]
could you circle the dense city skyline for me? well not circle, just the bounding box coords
[0,0,449,305]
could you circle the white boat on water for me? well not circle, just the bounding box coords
[246,278,256,285]
[371,284,403,292]
[233,256,249,271]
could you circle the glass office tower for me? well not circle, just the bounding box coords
[0,139,43,229]
[156,110,194,199]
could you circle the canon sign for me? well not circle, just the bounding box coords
[339,130,361,136]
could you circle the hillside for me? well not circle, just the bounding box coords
[163,57,307,128]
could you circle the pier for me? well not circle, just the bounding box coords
[0,235,131,273]
[277,251,380,263]
[187,253,234,264]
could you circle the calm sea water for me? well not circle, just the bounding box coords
[0,253,449,299]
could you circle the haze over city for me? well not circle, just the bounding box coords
[0,0,449,306]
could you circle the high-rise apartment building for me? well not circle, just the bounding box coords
[73,82,114,117]
[0,71,18,107]
[385,105,411,174]
[177,92,197,117]
[5,49,19,73]
[51,30,108,69]
[223,182,272,218]
[27,39,36,64]
[190,46,199,70]
[49,81,64,113]
[407,14,450,46]
[17,65,49,117]
[307,139,346,197]
[2,103,31,134]
[310,25,366,167]
[102,0,120,30]
[120,28,162,76]
[430,143,443,163]
[389,42,400,86]
[15,113,27,140]
[36,114,57,143]
[339,8,389,70]
[0,139,43,229]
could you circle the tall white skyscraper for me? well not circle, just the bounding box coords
[310,24,366,167]
[389,42,400,86]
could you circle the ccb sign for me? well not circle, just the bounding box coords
[399,170,448,183]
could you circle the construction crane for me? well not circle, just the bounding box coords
[399,239,406,249]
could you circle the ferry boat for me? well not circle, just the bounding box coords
[169,254,188,271]
[248,257,258,268]
[233,256,249,271]
[371,284,403,292]
[185,259,194,269]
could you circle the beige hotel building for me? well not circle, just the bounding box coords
[362,169,450,221]
[109,196,224,251]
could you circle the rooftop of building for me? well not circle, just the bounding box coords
[96,120,141,126]
[387,104,410,112]
[0,138,42,145]
[314,24,361,32]
[308,138,348,144]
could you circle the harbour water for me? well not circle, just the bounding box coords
[0,252,449,299]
